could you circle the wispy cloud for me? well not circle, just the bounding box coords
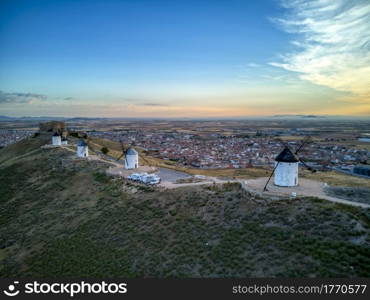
[63,97,74,101]
[0,91,47,104]
[247,63,260,68]
[270,0,370,102]
[140,103,170,107]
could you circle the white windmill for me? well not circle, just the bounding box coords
[263,136,316,191]
[52,132,62,146]
[117,141,139,169]
[274,147,299,186]
[77,139,89,158]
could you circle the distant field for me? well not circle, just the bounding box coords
[277,135,370,151]
[278,136,323,142]
[337,141,370,151]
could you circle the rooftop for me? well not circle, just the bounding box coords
[275,147,299,163]
[78,139,87,147]
[126,147,138,155]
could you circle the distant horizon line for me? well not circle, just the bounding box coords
[1,114,370,121]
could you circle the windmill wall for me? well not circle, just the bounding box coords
[77,146,89,158]
[52,135,62,146]
[274,162,298,187]
[125,154,139,169]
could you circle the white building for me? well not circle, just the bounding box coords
[61,137,68,145]
[274,147,299,187]
[124,147,139,169]
[52,132,62,146]
[77,139,89,158]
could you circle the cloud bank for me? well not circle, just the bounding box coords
[0,91,47,104]
[270,0,370,103]
[140,103,170,107]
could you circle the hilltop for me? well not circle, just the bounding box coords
[0,135,370,277]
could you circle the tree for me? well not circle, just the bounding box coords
[101,147,109,155]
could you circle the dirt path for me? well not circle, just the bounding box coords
[61,145,121,167]
[241,177,370,209]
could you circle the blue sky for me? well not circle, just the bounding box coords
[0,0,369,117]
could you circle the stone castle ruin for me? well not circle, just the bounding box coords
[39,121,67,137]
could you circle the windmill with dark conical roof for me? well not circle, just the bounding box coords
[117,141,139,169]
[52,132,62,146]
[274,147,299,187]
[77,139,89,158]
[263,136,316,191]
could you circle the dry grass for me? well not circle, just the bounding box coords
[87,137,122,158]
[0,134,47,165]
[301,170,370,187]
[278,136,323,142]
[184,167,270,178]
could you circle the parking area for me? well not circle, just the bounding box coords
[155,167,191,183]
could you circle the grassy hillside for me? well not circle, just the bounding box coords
[0,133,47,166]
[0,136,370,278]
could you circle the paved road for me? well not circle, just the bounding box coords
[156,167,191,183]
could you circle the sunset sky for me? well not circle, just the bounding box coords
[0,0,369,117]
